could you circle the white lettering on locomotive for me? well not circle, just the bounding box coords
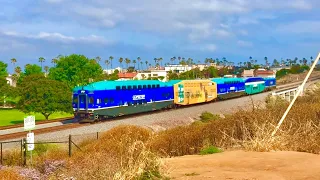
[132,95,145,100]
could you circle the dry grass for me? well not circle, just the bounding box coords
[150,87,320,157]
[0,168,23,180]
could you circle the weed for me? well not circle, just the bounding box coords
[199,111,220,123]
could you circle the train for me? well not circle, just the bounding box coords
[72,77,276,122]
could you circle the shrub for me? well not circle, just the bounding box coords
[199,111,220,122]
[199,146,222,155]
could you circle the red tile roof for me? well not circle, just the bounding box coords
[118,72,137,78]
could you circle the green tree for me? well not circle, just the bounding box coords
[0,61,8,78]
[49,54,103,88]
[24,64,42,76]
[17,76,72,120]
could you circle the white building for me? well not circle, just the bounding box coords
[135,69,167,81]
[165,64,192,73]
[103,67,122,74]
[6,74,16,87]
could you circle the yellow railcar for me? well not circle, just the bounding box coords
[173,80,217,105]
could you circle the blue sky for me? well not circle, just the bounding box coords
[1,0,320,72]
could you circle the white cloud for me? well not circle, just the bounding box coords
[1,31,111,44]
[237,40,253,47]
[277,21,320,33]
[205,44,217,52]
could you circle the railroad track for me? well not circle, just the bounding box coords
[1,76,320,141]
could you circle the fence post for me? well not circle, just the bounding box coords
[1,142,2,165]
[68,135,72,157]
[23,138,27,166]
[96,132,99,140]
[20,139,23,166]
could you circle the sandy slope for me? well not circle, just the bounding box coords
[163,150,320,180]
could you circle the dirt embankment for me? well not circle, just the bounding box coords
[163,150,320,180]
[277,71,320,85]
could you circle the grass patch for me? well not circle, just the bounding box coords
[200,146,222,155]
[0,109,73,126]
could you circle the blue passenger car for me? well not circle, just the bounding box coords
[73,80,175,122]
[211,77,245,99]
[263,77,276,90]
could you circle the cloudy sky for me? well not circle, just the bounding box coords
[1,0,320,72]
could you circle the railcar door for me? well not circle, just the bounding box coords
[78,93,88,111]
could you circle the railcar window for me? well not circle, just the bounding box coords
[148,85,151,89]
[116,86,120,90]
[122,86,126,90]
[152,85,155,88]
[143,85,146,89]
[97,99,101,104]
[104,98,109,103]
[133,85,137,89]
[128,85,132,90]
[89,97,94,104]
[138,85,142,89]
[110,98,114,103]
[156,84,160,88]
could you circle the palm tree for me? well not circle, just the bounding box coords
[170,57,174,65]
[149,63,151,69]
[105,60,110,70]
[51,58,58,67]
[109,56,114,69]
[11,58,17,71]
[178,56,181,64]
[14,66,21,76]
[310,56,314,65]
[303,58,307,65]
[173,56,176,64]
[153,58,157,66]
[133,59,137,69]
[137,57,141,70]
[299,60,303,65]
[119,57,123,70]
[264,57,268,67]
[125,58,131,69]
[158,57,163,67]
[44,66,49,75]
[95,56,101,65]
[140,61,143,70]
[145,61,149,70]
[39,57,45,71]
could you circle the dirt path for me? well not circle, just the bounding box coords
[163,150,320,180]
